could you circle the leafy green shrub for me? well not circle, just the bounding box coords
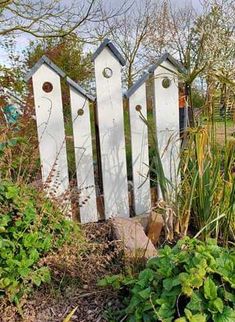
[99,238,235,322]
[0,180,80,303]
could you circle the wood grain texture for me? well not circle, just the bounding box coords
[94,47,129,219]
[69,86,98,223]
[153,60,180,200]
[32,64,70,211]
[129,83,151,215]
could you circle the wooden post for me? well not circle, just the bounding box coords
[25,56,70,213]
[93,39,129,219]
[126,72,151,215]
[67,77,98,223]
[150,53,182,200]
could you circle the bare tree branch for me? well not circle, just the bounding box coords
[0,0,132,39]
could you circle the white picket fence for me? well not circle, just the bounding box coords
[25,39,182,223]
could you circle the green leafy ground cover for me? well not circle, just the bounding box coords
[99,238,235,322]
[0,180,81,304]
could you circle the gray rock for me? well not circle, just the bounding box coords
[111,217,157,258]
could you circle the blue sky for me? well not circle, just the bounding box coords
[0,0,202,66]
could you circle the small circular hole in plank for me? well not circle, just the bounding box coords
[42,82,53,93]
[162,77,171,89]
[102,67,113,78]
[135,105,142,112]
[77,108,84,116]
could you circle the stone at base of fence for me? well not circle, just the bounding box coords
[111,210,164,258]
[112,216,157,258]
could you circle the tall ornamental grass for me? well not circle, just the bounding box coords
[178,126,235,245]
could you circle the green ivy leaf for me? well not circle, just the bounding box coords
[138,287,151,299]
[29,249,39,262]
[204,278,217,300]
[126,295,141,313]
[0,226,6,233]
[31,275,42,287]
[97,275,123,289]
[191,275,204,289]
[18,267,30,278]
[223,290,235,303]
[139,268,154,281]
[187,292,204,312]
[175,318,187,322]
[0,278,11,288]
[163,277,180,291]
[0,215,11,227]
[5,186,19,199]
[213,307,235,322]
[184,309,206,322]
[185,308,193,320]
[210,298,224,313]
[158,303,175,319]
[189,313,206,322]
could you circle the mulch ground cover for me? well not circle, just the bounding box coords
[0,222,127,322]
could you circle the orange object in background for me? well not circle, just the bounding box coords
[179,94,186,108]
[179,85,186,108]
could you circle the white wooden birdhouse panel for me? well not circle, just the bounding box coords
[94,47,129,219]
[69,86,98,223]
[32,64,70,210]
[129,83,151,215]
[153,60,180,199]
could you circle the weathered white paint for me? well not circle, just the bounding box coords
[94,47,129,218]
[32,64,70,210]
[153,60,180,199]
[129,83,151,215]
[69,86,98,223]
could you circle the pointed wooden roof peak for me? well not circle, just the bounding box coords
[148,52,186,74]
[66,77,95,102]
[92,38,126,66]
[25,55,66,81]
[124,71,150,98]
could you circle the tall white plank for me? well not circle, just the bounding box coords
[94,46,129,218]
[69,85,98,223]
[31,64,70,211]
[153,60,180,199]
[129,83,151,215]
